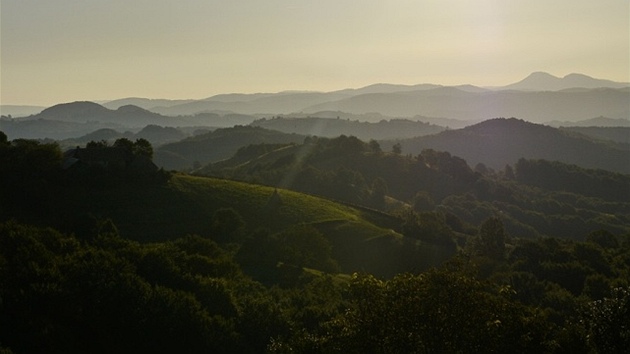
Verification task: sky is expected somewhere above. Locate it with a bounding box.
[1,0,629,106]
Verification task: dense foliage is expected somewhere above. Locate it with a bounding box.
[1,218,629,353]
[200,134,630,240]
[1,132,629,353]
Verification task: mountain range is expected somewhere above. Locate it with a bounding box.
[500,72,630,91]
[96,73,629,122]
[0,102,258,140]
[148,118,629,175]
[2,72,627,122]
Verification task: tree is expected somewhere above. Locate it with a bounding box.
[210,208,245,243]
[133,138,154,159]
[86,140,108,148]
[276,225,339,273]
[369,177,388,209]
[113,138,134,151]
[392,142,402,155]
[316,269,551,353]
[0,131,8,146]
[475,217,507,260]
[368,139,382,154]
[584,287,630,353]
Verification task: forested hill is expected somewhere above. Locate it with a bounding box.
[393,118,630,174]
[0,135,454,278]
[155,125,307,170]
[200,134,630,239]
[250,116,445,140]
[1,132,629,353]
[561,126,630,145]
[36,101,177,127]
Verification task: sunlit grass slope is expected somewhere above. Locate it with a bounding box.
[66,174,451,276]
[170,174,395,234]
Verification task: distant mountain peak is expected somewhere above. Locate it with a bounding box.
[528,71,558,78]
[502,72,628,91]
[563,73,591,79]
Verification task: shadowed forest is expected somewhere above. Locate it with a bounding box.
[1,127,628,353]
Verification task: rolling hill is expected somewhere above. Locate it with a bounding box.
[198,133,630,239]
[35,101,195,127]
[250,116,446,140]
[101,97,196,110]
[1,101,260,140]
[392,118,630,174]
[150,91,353,116]
[58,125,189,149]
[560,126,630,145]
[0,116,125,140]
[155,125,307,170]
[42,172,452,277]
[3,122,629,353]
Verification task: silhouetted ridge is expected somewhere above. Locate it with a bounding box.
[80,128,126,142]
[40,101,108,118]
[465,118,556,135]
[513,72,560,87]
[397,118,630,173]
[116,104,151,114]
[503,72,629,91]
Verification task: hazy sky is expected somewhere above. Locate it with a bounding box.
[1,0,629,106]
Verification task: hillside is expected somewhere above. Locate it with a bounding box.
[561,126,630,145]
[2,128,630,353]
[393,118,630,174]
[102,97,195,110]
[155,125,307,170]
[0,142,453,278]
[250,116,446,140]
[114,175,455,276]
[2,102,261,140]
[0,116,125,140]
[547,117,630,128]
[57,125,190,149]
[151,91,353,116]
[199,134,630,239]
[303,87,630,123]
[34,102,193,127]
